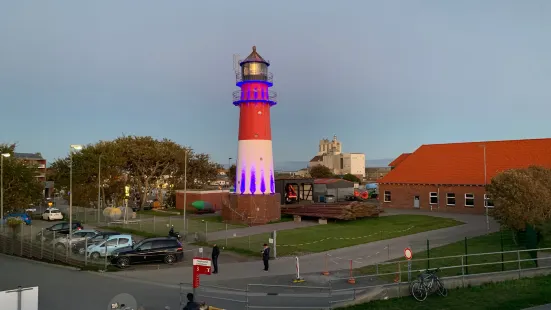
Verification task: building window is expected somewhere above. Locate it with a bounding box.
[429,192,438,204]
[484,194,494,208]
[446,193,455,206]
[465,193,474,207]
[384,191,391,202]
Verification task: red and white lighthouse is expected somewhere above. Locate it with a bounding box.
[233,46,277,195]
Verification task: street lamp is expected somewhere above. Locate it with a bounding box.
[1,153,11,230]
[228,157,232,187]
[481,144,489,231]
[98,155,102,223]
[183,149,188,233]
[69,144,83,239]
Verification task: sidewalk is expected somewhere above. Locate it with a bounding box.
[109,212,497,286]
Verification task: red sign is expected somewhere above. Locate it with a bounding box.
[404,248,413,260]
[192,257,212,288]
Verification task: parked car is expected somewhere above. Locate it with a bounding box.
[36,222,84,240]
[72,232,121,254]
[2,213,32,225]
[52,229,101,251]
[42,208,64,221]
[86,234,134,260]
[110,237,184,268]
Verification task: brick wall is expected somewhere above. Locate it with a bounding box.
[223,194,281,225]
[378,184,490,214]
[175,190,230,212]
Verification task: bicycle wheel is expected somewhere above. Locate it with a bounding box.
[411,281,428,302]
[435,278,448,297]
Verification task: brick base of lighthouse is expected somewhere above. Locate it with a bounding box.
[222,194,281,226]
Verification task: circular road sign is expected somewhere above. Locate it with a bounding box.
[404,247,413,260]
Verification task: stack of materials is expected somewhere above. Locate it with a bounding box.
[281,201,380,220]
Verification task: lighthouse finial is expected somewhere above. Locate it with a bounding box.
[252,46,256,52]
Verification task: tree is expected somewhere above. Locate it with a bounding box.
[0,144,44,212]
[309,165,334,178]
[48,141,126,208]
[47,136,221,210]
[343,173,361,183]
[486,166,551,231]
[228,164,236,185]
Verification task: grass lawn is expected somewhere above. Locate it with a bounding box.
[358,230,540,282]
[208,215,463,257]
[339,274,551,310]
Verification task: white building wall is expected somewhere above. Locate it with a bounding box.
[349,153,366,177]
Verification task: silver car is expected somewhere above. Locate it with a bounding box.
[52,229,101,251]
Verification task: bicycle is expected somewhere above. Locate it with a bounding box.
[410,268,448,302]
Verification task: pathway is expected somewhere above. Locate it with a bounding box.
[108,210,499,286]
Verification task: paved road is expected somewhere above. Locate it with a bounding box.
[0,254,350,309]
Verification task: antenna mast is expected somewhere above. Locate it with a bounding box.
[233,54,241,74]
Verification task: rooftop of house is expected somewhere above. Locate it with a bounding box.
[388,153,411,167]
[379,138,551,185]
[14,152,44,160]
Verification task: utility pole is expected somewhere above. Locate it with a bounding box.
[98,155,102,223]
[482,144,489,231]
[183,150,187,232]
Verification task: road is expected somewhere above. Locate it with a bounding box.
[0,254,352,309]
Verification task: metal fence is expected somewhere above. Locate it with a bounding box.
[66,206,244,241]
[181,247,551,309]
[0,224,108,270]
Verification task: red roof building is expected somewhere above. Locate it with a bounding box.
[378,138,551,214]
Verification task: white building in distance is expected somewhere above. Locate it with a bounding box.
[308,135,365,178]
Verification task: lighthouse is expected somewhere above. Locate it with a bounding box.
[233,46,277,195]
[225,46,281,225]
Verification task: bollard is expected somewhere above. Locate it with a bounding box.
[322,253,330,276]
[205,222,208,240]
[293,256,305,283]
[347,260,356,284]
[104,243,108,270]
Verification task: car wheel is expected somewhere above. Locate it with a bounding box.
[164,254,176,265]
[55,243,66,252]
[91,252,100,260]
[117,257,130,268]
[78,248,86,255]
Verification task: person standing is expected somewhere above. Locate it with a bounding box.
[212,243,220,274]
[261,243,270,271]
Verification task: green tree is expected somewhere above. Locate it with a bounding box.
[343,173,361,183]
[486,166,551,231]
[309,165,334,178]
[228,164,236,185]
[0,144,44,213]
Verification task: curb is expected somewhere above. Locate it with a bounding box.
[0,253,82,271]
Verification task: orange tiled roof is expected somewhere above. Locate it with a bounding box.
[378,138,551,185]
[388,153,411,167]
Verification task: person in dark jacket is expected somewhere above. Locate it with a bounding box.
[212,243,220,274]
[183,293,200,310]
[261,243,270,271]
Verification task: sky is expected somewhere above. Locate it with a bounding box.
[1,1,551,168]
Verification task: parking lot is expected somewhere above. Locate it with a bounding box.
[1,216,207,271]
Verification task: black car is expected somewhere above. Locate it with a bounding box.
[72,232,121,254]
[110,237,184,268]
[37,222,84,240]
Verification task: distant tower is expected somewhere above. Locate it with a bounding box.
[233,46,277,195]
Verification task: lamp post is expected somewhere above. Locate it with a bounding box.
[1,153,11,229]
[183,149,188,233]
[69,144,83,239]
[228,157,232,188]
[98,155,102,223]
[481,144,489,231]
